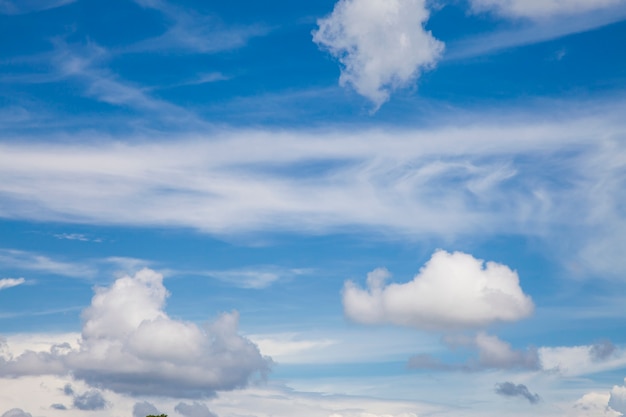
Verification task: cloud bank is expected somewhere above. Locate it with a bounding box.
[0,269,270,397]
[343,250,533,330]
[313,0,443,108]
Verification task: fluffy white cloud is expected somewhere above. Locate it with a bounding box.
[0,278,24,290]
[313,0,443,108]
[0,268,270,397]
[470,0,624,19]
[343,250,533,330]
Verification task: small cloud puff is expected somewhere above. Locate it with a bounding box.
[342,250,533,330]
[495,381,541,404]
[313,0,443,109]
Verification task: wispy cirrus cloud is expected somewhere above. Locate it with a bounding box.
[446,5,626,60]
[0,0,74,15]
[0,99,625,275]
[469,0,625,19]
[197,266,311,289]
[0,249,96,279]
[128,0,269,54]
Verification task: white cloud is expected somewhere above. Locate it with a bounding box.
[539,344,626,376]
[0,268,270,397]
[313,0,443,108]
[0,278,25,290]
[469,0,625,19]
[342,250,533,330]
[248,333,337,362]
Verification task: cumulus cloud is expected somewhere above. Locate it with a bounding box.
[133,401,161,417]
[313,0,443,108]
[50,404,66,410]
[495,382,540,404]
[343,250,533,330]
[0,278,25,290]
[469,0,624,19]
[175,402,218,417]
[0,268,270,397]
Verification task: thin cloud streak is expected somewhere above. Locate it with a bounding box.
[445,5,626,60]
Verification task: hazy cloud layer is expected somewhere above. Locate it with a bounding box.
[343,250,533,330]
[470,0,624,19]
[495,382,540,404]
[313,0,443,108]
[0,269,270,397]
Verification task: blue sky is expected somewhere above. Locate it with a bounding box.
[1,0,626,416]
